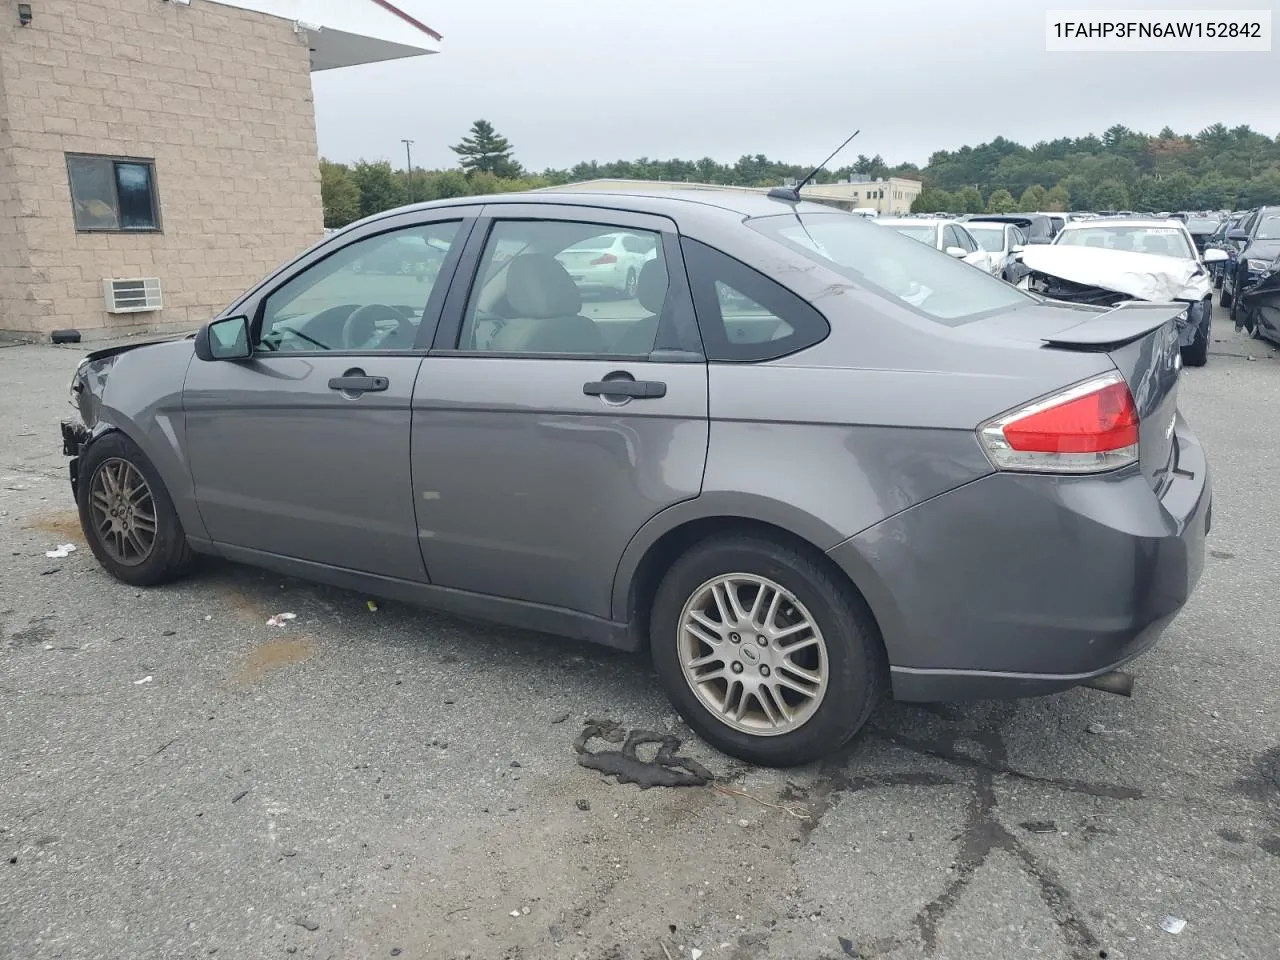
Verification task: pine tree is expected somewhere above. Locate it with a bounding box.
[450,120,522,178]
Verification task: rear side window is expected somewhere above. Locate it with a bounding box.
[680,238,829,362]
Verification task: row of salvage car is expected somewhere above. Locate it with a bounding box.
[876,211,1280,366]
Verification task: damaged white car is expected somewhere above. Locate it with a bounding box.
[1017,219,1228,367]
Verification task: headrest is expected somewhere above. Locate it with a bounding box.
[505,254,582,318]
[635,258,668,314]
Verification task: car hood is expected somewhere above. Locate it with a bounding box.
[1244,239,1280,259]
[1020,245,1210,301]
[82,333,194,364]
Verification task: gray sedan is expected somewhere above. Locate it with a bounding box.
[60,190,1211,766]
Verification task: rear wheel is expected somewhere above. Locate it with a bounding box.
[1220,284,1233,309]
[649,535,883,767]
[77,432,196,587]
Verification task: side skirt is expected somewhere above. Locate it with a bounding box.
[197,540,638,652]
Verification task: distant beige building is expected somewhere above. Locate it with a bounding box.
[0,0,440,341]
[545,176,923,216]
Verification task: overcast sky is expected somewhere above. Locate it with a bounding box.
[311,0,1280,173]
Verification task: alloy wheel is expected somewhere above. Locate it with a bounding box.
[677,573,828,736]
[89,458,157,566]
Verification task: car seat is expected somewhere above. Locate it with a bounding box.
[488,254,604,353]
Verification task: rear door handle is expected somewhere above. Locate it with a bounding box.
[583,379,667,399]
[328,374,388,393]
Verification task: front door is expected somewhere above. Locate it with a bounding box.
[411,208,709,618]
[183,217,471,580]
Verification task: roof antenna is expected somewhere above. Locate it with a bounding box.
[768,129,861,203]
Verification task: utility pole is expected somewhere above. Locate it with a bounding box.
[401,138,415,204]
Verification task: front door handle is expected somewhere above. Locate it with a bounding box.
[328,374,388,393]
[583,378,667,399]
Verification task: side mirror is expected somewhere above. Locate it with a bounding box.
[1009,243,1025,254]
[194,315,252,362]
[1202,247,1229,264]
[945,246,967,258]
[1227,229,1249,241]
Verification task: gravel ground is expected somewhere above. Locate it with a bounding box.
[1,313,1278,960]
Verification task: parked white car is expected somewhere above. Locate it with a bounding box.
[876,218,997,275]
[555,231,658,298]
[960,221,1028,281]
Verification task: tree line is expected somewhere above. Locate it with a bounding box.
[320,119,1280,228]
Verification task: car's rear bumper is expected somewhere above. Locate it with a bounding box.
[828,415,1211,701]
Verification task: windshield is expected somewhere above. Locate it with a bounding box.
[1257,215,1280,240]
[1055,225,1193,258]
[747,212,1031,325]
[886,224,938,244]
[965,225,1006,252]
[1186,218,1221,233]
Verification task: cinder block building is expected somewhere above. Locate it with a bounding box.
[0,0,439,341]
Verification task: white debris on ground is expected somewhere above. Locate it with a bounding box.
[44,543,76,559]
[133,676,153,685]
[1161,916,1187,934]
[266,612,297,627]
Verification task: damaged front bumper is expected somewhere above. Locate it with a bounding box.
[1019,272,1205,347]
[61,419,88,496]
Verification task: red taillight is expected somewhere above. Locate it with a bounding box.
[979,373,1140,473]
[590,253,618,265]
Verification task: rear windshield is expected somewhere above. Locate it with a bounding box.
[747,212,1031,325]
[1186,218,1221,233]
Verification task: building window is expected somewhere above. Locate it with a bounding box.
[66,154,160,232]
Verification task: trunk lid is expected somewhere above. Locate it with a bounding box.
[974,301,1184,490]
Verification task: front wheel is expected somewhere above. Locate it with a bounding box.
[77,432,196,587]
[649,535,883,767]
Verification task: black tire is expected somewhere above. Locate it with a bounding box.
[1220,285,1233,309]
[649,534,884,767]
[77,431,196,587]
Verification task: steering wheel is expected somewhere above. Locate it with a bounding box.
[342,303,408,350]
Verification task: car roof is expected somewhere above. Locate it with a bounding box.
[878,217,945,226]
[356,188,844,228]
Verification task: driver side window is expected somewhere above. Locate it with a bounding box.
[257,221,460,353]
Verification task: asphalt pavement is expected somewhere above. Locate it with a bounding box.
[1,310,1277,960]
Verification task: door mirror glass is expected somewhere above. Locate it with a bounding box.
[1227,229,1249,241]
[945,246,967,258]
[1009,243,1025,254]
[199,315,251,361]
[1202,247,1228,264]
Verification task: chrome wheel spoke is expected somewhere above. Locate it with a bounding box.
[772,619,812,641]
[721,678,741,715]
[710,581,735,625]
[684,618,721,648]
[775,671,821,700]
[756,687,781,726]
[779,659,823,685]
[686,650,723,670]
[779,635,820,657]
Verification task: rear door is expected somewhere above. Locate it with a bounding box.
[183,210,478,579]
[410,204,709,618]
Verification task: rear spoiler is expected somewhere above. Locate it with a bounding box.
[1040,301,1185,352]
